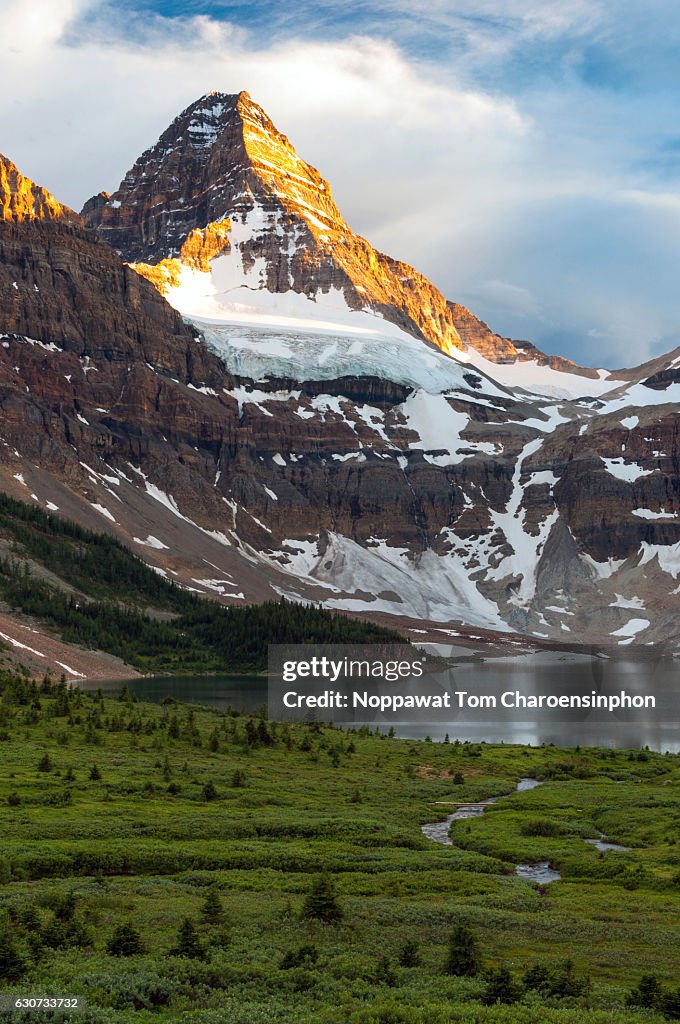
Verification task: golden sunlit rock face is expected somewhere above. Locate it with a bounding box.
[0,155,201,370]
[82,91,465,357]
[133,220,233,290]
[0,154,76,224]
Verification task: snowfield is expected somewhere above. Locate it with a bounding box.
[111,200,680,645]
[191,315,506,397]
[159,203,621,401]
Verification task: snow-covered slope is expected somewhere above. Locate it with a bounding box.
[468,350,621,400]
[153,202,621,402]
[149,201,497,394]
[84,92,466,359]
[190,315,507,397]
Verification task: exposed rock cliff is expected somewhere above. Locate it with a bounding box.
[0,161,218,383]
[447,301,602,378]
[1,154,76,224]
[2,131,680,652]
[82,91,465,358]
[82,93,623,385]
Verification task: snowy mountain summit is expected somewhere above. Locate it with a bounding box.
[83,91,646,402]
[82,91,470,364]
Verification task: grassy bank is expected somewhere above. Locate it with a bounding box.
[0,671,678,1022]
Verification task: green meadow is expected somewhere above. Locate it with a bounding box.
[0,672,678,1022]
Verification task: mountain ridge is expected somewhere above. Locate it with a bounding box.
[2,109,680,652]
[82,90,613,383]
[1,153,76,225]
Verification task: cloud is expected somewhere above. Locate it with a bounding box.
[476,280,542,317]
[617,189,680,215]
[221,0,606,57]
[442,192,680,367]
[415,0,605,52]
[0,1,529,241]
[4,0,89,50]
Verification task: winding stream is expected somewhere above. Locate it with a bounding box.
[515,861,561,883]
[421,778,631,882]
[585,833,631,852]
[421,777,563,883]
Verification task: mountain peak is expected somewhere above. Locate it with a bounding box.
[82,93,464,357]
[178,89,252,121]
[0,154,76,224]
[195,88,249,102]
[81,90,330,262]
[147,90,275,164]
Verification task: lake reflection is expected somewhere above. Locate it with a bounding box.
[354,652,680,752]
[89,653,680,753]
[93,675,269,714]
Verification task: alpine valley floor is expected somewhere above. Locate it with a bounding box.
[0,675,679,1023]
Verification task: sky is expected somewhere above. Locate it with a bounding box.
[3,0,680,368]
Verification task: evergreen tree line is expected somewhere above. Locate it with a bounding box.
[0,491,192,609]
[295,877,680,1016]
[3,880,677,1016]
[0,489,403,672]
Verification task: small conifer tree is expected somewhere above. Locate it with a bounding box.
[0,931,26,981]
[445,922,481,976]
[398,939,421,967]
[171,917,204,959]
[626,974,662,1009]
[201,888,225,925]
[202,780,217,801]
[301,874,343,923]
[107,922,145,957]
[482,964,522,1004]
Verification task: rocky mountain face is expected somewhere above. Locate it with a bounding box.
[2,111,680,659]
[0,155,216,380]
[82,91,467,358]
[81,93,626,390]
[447,302,603,379]
[0,154,75,224]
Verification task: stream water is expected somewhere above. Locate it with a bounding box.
[421,777,632,881]
[91,676,635,876]
[420,777,563,882]
[584,834,631,852]
[515,862,562,883]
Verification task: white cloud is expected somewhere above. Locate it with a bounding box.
[0,2,527,201]
[250,37,526,134]
[617,189,680,215]
[489,0,604,39]
[4,0,89,50]
[354,0,605,44]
